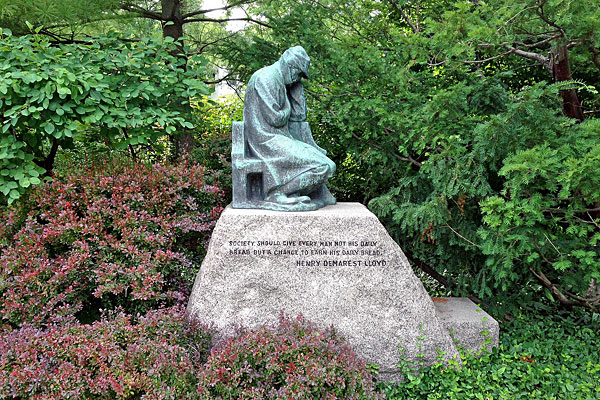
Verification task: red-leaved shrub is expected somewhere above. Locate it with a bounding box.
[0,306,211,400]
[0,158,223,327]
[197,314,385,399]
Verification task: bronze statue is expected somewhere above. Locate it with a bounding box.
[232,46,336,211]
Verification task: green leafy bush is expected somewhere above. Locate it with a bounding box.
[0,29,210,203]
[191,95,243,203]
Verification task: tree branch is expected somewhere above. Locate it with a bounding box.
[204,72,233,85]
[589,43,600,71]
[120,4,164,21]
[386,0,420,33]
[121,128,137,162]
[443,224,480,248]
[404,250,481,303]
[507,46,552,72]
[517,33,562,49]
[497,5,539,32]
[530,267,598,312]
[190,30,240,54]
[535,0,567,39]
[183,17,272,29]
[32,137,60,175]
[182,0,250,19]
[464,49,514,64]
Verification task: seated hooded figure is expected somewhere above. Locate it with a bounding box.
[241,46,336,211]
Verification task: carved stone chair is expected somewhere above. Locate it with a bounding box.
[231,121,273,208]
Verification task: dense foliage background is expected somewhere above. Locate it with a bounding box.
[218,0,600,314]
[1,0,599,398]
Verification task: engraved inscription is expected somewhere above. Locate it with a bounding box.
[227,239,387,267]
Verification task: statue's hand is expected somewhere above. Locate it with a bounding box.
[288,82,307,122]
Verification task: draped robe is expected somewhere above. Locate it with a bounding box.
[243,61,335,197]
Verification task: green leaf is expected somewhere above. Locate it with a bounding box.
[181,121,194,129]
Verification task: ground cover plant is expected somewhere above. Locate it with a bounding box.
[382,309,600,400]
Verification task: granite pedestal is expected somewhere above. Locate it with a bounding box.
[188,203,474,380]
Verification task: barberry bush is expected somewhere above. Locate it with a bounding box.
[0,306,211,400]
[197,314,384,399]
[0,157,224,327]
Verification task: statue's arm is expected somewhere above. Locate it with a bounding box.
[288,82,307,122]
[287,83,327,155]
[254,77,290,128]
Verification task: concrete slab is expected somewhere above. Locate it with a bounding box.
[432,297,499,354]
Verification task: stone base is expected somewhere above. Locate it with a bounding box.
[187,203,460,381]
[433,297,499,354]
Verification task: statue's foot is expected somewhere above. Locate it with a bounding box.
[286,201,319,212]
[309,185,336,206]
[262,199,319,212]
[321,186,336,206]
[311,199,325,209]
[291,194,312,203]
[265,192,310,205]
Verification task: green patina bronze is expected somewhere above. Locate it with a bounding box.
[232,46,336,211]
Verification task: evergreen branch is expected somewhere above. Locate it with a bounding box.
[311,0,371,41]
[517,33,562,49]
[464,49,514,64]
[586,212,600,230]
[497,5,539,32]
[543,233,562,256]
[383,127,422,168]
[535,0,567,39]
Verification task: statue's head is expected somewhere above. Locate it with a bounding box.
[280,46,310,85]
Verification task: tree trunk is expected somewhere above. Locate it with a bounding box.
[34,137,59,176]
[161,0,184,53]
[553,44,585,122]
[161,0,195,159]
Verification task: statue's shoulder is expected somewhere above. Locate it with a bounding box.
[249,64,281,88]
